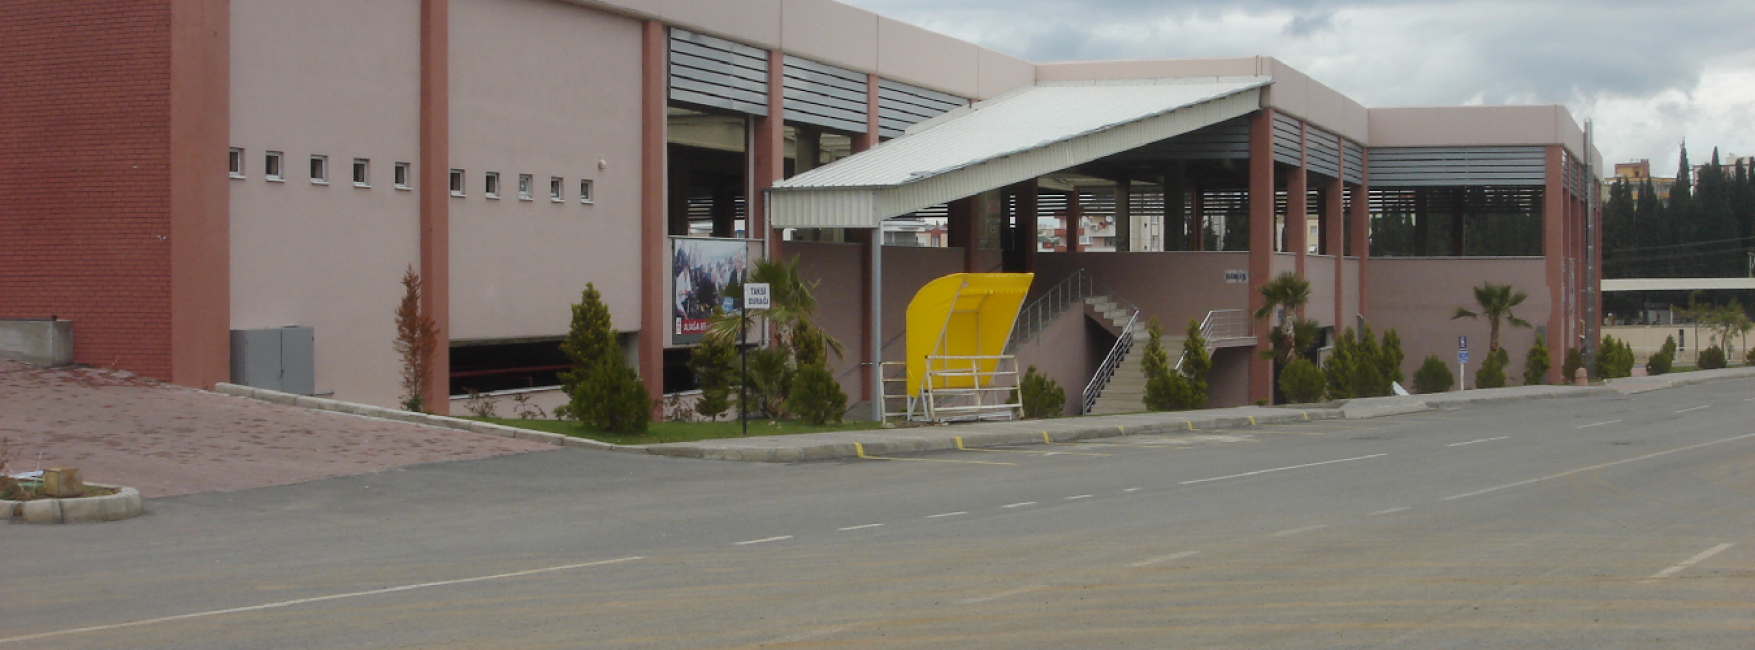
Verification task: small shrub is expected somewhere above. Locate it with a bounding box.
[1646,336,1676,376]
[1561,347,1585,382]
[1278,358,1326,404]
[1019,366,1066,419]
[1323,327,1359,400]
[788,362,847,425]
[1141,319,1175,411]
[1523,335,1551,385]
[462,389,499,418]
[1594,335,1635,379]
[687,319,737,420]
[559,283,650,434]
[1413,355,1455,394]
[1177,318,1211,410]
[1745,346,1755,365]
[1698,345,1728,370]
[393,265,439,413]
[1379,329,1406,389]
[1475,348,1510,389]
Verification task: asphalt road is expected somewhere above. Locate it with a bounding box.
[4,379,1752,649]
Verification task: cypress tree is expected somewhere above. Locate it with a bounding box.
[558,283,651,434]
[1634,178,1666,277]
[1603,179,1635,278]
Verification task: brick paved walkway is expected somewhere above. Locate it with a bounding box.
[0,361,551,497]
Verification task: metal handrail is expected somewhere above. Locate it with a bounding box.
[1007,269,1141,352]
[1173,308,1250,373]
[1082,310,1139,414]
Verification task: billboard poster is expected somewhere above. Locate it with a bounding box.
[672,238,747,345]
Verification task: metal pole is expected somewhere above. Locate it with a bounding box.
[870,233,885,422]
[740,305,747,437]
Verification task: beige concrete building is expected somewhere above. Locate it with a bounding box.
[3,0,1602,416]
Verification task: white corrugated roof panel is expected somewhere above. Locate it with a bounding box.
[769,77,1270,229]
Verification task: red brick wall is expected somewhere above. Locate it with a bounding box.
[0,2,175,378]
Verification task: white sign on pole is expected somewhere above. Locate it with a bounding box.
[744,283,771,311]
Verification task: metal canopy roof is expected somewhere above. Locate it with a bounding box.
[767,77,1271,229]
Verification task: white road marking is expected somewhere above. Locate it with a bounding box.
[1445,432,1755,500]
[1448,436,1510,447]
[735,536,793,546]
[1643,543,1734,582]
[1369,507,1410,516]
[1179,454,1387,485]
[1002,502,1036,509]
[759,626,851,645]
[1123,487,1142,493]
[0,556,644,645]
[1129,551,1200,568]
[1065,494,1094,500]
[1577,420,1621,428]
[1271,524,1329,537]
[1675,405,1710,414]
[837,524,883,531]
[926,511,968,519]
[957,585,1046,604]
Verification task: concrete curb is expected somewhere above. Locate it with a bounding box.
[4,484,143,524]
[211,368,1755,465]
[211,383,617,450]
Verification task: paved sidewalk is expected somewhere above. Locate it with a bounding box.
[0,361,552,498]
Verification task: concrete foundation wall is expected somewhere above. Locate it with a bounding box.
[1011,302,1092,416]
[1342,257,1361,329]
[1207,346,1253,407]
[1365,257,1550,386]
[0,320,74,367]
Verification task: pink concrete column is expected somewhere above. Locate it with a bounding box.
[948,197,978,273]
[169,0,232,389]
[849,72,880,402]
[1248,109,1277,404]
[638,20,667,412]
[1543,145,1567,382]
[419,0,451,413]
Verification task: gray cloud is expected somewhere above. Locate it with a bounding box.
[842,0,1755,164]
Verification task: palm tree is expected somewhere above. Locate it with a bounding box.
[1253,272,1314,363]
[704,256,844,359]
[1254,271,1310,334]
[1452,282,1531,351]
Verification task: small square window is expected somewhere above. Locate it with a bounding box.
[579,178,594,204]
[265,151,284,182]
[229,148,245,179]
[484,172,500,199]
[310,155,329,184]
[393,162,411,190]
[550,177,564,202]
[449,169,466,197]
[518,174,533,201]
[352,158,370,187]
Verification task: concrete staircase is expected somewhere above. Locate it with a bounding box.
[1083,296,1186,415]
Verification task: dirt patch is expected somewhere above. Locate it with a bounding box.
[0,360,552,497]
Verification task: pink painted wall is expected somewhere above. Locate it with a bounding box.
[1035,252,1252,333]
[1341,257,1361,329]
[1365,258,1550,385]
[1306,255,1336,326]
[228,0,422,406]
[1010,300,1092,416]
[1207,347,1253,407]
[448,0,646,339]
[789,241,865,385]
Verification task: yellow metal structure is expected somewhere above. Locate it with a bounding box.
[904,273,1034,397]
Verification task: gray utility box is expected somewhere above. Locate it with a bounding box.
[230,326,315,395]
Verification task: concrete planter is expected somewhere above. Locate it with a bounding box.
[3,484,143,524]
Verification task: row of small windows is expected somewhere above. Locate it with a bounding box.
[230,148,409,190]
[448,169,594,204]
[228,148,595,205]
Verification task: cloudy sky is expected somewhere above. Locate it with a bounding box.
[840,0,1754,173]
